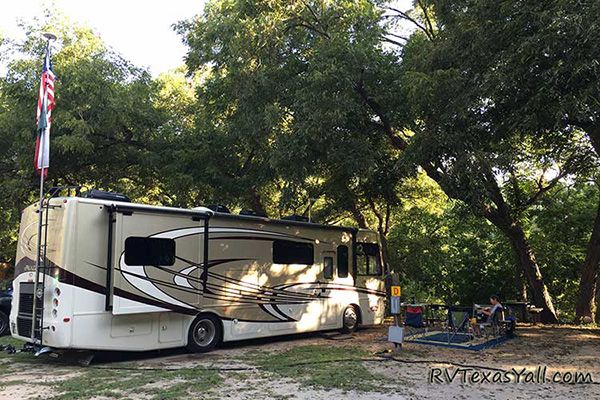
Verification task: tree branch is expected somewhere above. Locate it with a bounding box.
[384,202,391,235]
[416,0,436,38]
[354,81,408,151]
[301,0,322,25]
[285,17,331,39]
[367,196,384,230]
[567,118,600,156]
[381,37,406,48]
[239,149,256,175]
[386,32,409,41]
[521,169,570,210]
[383,7,432,40]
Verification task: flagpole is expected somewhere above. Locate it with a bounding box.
[31,33,56,343]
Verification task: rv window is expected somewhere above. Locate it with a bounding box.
[273,240,314,265]
[337,245,349,278]
[356,243,382,276]
[323,257,334,280]
[357,246,368,275]
[125,237,176,266]
[369,255,382,275]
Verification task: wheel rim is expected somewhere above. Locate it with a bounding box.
[343,308,357,329]
[193,319,216,347]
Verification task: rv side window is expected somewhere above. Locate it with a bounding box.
[273,240,314,265]
[356,243,382,276]
[125,237,176,266]
[337,245,349,278]
[323,257,334,280]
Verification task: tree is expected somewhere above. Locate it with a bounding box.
[386,0,600,322]
[177,0,409,265]
[0,14,166,261]
[178,0,600,322]
[410,0,600,322]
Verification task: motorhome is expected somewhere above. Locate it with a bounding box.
[10,191,386,353]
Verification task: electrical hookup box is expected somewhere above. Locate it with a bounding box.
[388,285,404,348]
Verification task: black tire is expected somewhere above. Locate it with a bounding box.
[340,305,359,334]
[186,314,222,353]
[0,311,8,336]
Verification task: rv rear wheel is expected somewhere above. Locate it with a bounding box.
[340,305,359,334]
[186,314,222,353]
[0,311,8,336]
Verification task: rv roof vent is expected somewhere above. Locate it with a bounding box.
[85,189,131,203]
[207,204,231,214]
[281,214,309,222]
[240,209,268,218]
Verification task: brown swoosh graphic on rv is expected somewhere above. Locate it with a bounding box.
[85,260,317,306]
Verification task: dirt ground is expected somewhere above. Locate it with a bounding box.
[1,324,599,399]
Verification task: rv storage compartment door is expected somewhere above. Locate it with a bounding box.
[110,210,205,315]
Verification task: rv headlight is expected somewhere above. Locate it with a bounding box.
[54,287,61,297]
[52,309,58,318]
[53,298,59,307]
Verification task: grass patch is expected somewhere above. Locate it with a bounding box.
[51,365,223,400]
[0,336,71,367]
[0,335,60,372]
[0,336,23,348]
[1,336,223,399]
[253,345,386,392]
[0,379,29,389]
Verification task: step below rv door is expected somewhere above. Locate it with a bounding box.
[108,208,206,315]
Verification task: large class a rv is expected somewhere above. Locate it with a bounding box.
[10,192,386,353]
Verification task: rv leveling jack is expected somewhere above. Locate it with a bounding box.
[34,346,53,357]
[18,341,50,356]
[26,344,95,366]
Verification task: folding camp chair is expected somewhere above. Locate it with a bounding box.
[494,306,516,337]
[479,306,515,338]
[403,305,428,338]
[446,308,473,344]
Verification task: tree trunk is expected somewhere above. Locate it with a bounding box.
[575,200,600,323]
[349,203,368,229]
[377,226,391,273]
[595,283,600,323]
[503,222,559,323]
[516,268,528,302]
[520,278,528,303]
[248,187,267,217]
[576,125,600,323]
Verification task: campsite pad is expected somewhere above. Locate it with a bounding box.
[407,331,513,350]
[2,325,599,399]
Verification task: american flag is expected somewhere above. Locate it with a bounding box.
[34,45,55,178]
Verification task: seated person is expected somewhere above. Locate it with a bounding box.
[481,295,503,321]
[471,295,503,336]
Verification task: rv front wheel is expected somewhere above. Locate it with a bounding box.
[187,314,222,353]
[340,305,359,334]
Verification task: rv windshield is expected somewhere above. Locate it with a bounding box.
[356,243,382,276]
